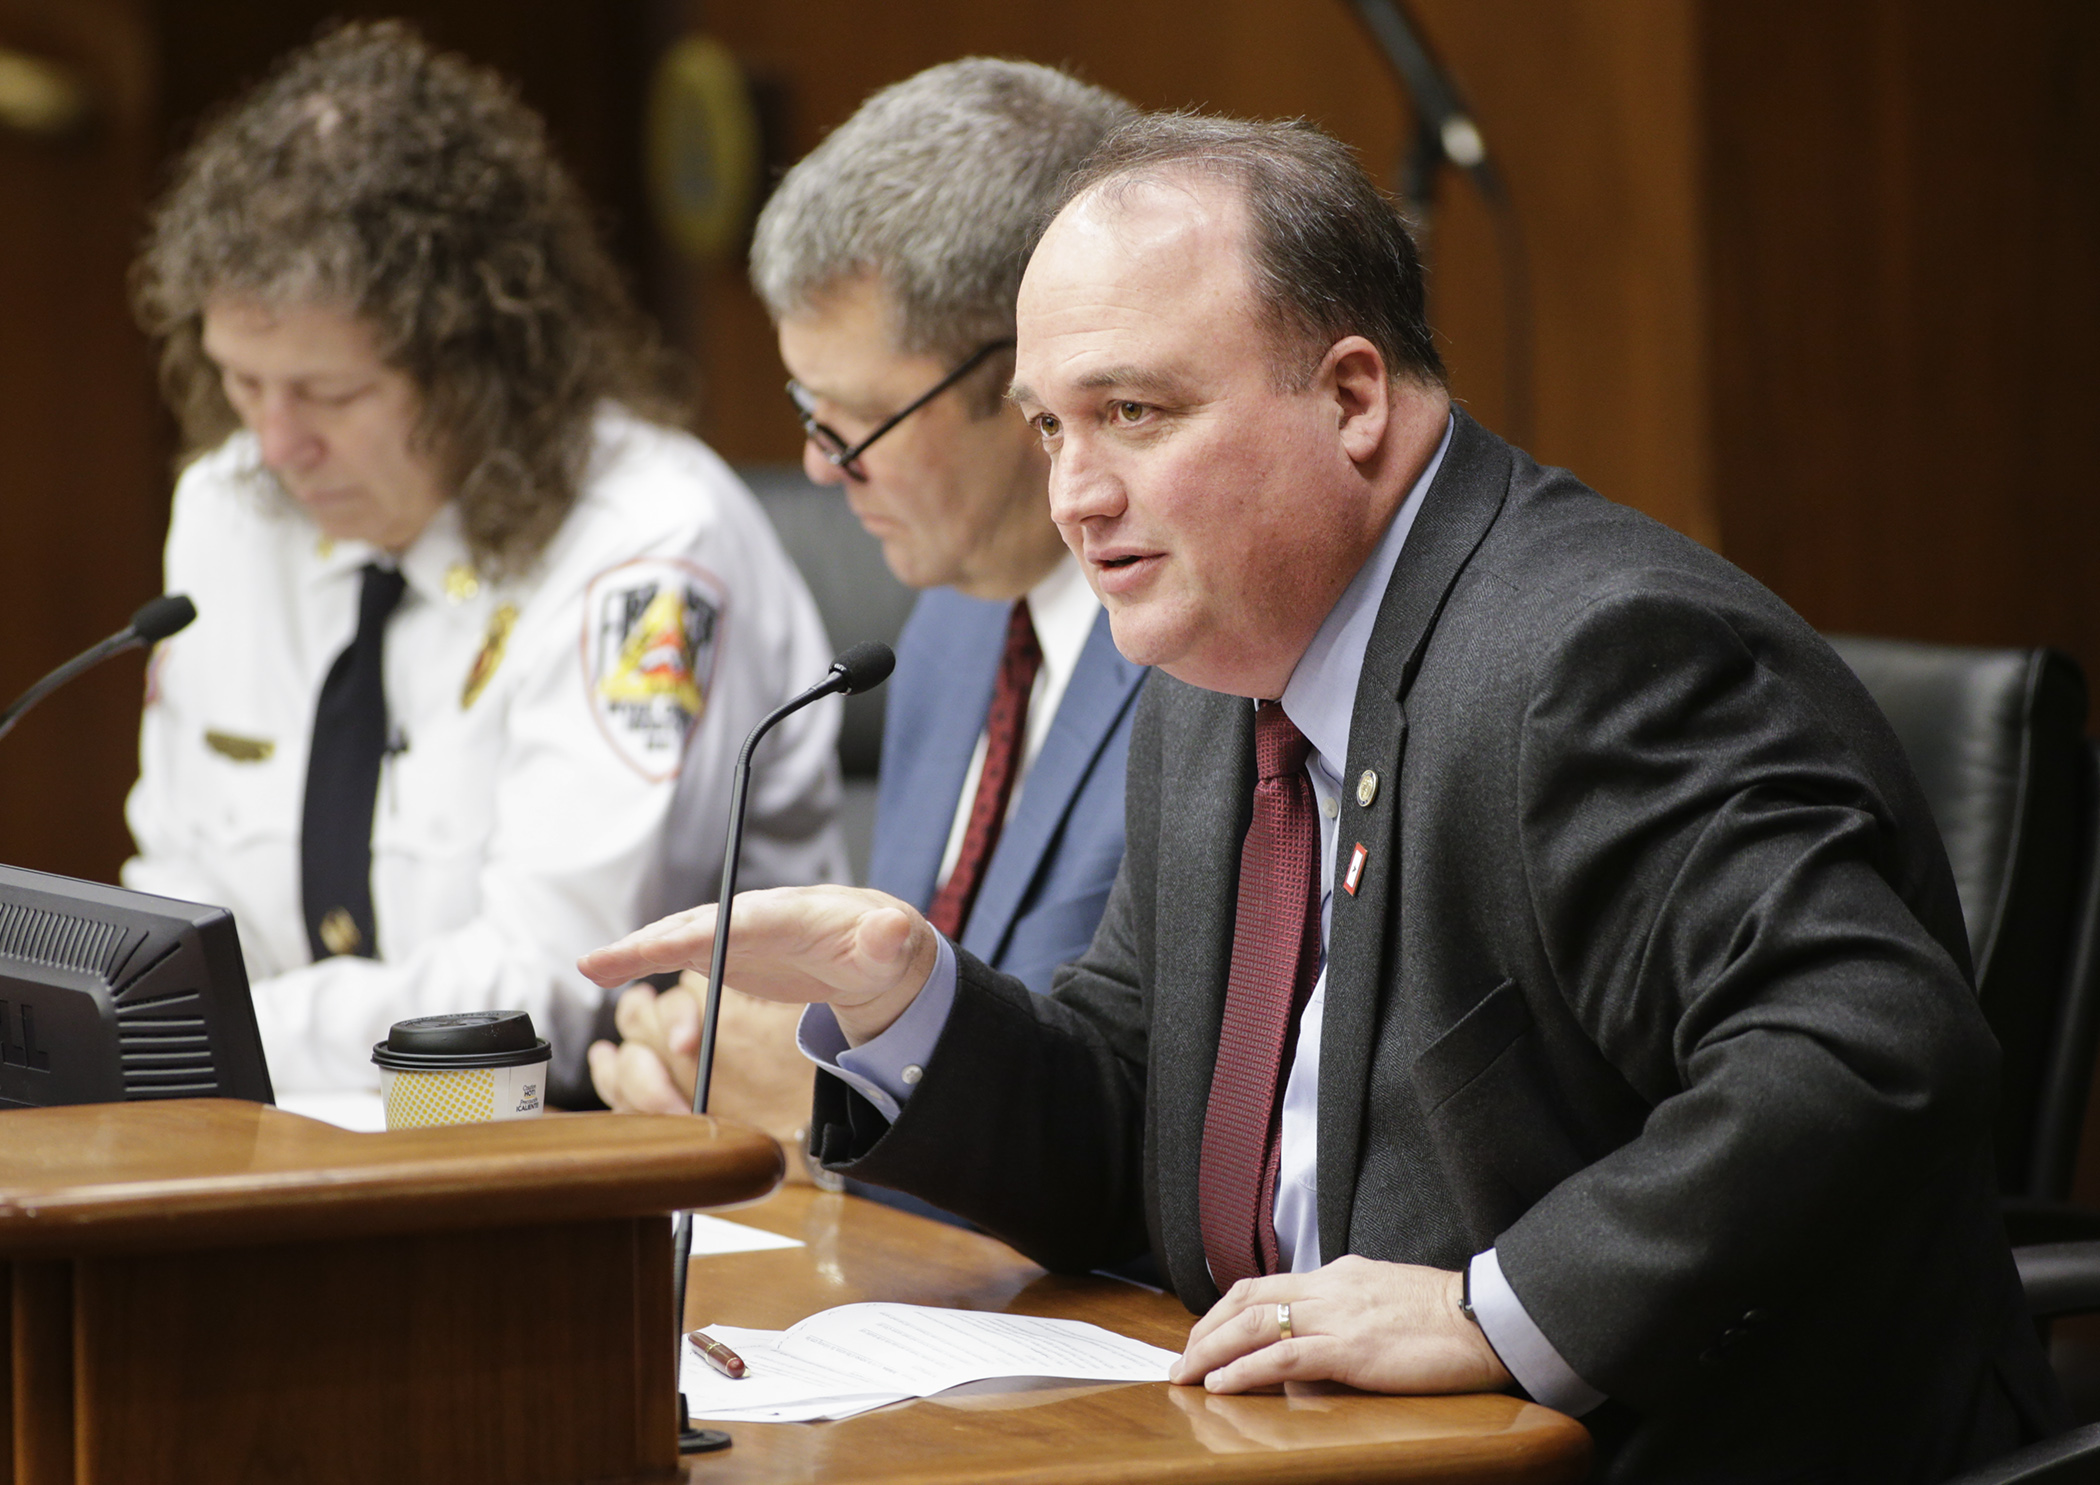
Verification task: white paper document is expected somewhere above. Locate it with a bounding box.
[276,1090,388,1132]
[681,1214,805,1256]
[680,1302,1180,1424]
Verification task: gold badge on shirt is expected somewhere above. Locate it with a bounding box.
[318,907,363,956]
[461,603,518,709]
[444,563,481,603]
[204,729,275,763]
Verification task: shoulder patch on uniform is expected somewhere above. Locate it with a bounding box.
[583,558,723,781]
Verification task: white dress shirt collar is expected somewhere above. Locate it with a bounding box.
[1026,549,1100,738]
[1280,414,1455,773]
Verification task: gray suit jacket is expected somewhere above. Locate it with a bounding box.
[815,412,2060,1481]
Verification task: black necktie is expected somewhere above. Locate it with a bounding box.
[302,563,406,961]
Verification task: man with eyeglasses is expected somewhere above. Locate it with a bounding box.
[586,60,1143,1126]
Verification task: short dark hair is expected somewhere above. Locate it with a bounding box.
[134,21,681,575]
[1047,113,1444,390]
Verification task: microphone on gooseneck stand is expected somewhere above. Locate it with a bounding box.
[672,640,895,1455]
[1342,0,1535,446]
[0,595,197,746]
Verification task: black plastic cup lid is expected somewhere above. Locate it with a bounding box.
[371,1010,550,1071]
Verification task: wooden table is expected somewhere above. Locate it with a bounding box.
[1,1100,782,1485]
[677,1188,1591,1484]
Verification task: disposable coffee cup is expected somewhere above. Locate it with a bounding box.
[372,1011,550,1130]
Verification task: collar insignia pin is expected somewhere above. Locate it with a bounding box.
[444,564,481,603]
[461,603,518,709]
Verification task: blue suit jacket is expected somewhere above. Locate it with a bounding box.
[867,587,1145,993]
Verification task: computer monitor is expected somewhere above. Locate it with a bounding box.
[0,863,273,1109]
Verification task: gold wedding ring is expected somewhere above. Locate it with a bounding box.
[1277,1302,1293,1343]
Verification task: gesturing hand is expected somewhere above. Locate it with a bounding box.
[578,885,941,1046]
[1171,1255,1515,1397]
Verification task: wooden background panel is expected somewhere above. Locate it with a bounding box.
[1703,0,2100,678]
[1,1,2092,887]
[675,0,1722,547]
[1377,0,1716,545]
[674,0,1405,465]
[152,0,654,269]
[0,0,163,887]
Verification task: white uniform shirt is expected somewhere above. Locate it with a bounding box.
[124,407,846,1094]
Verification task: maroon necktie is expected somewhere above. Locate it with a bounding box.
[1199,702,1322,1290]
[927,600,1042,940]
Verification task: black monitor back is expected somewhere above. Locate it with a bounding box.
[0,863,273,1108]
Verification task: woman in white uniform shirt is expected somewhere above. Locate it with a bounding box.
[125,23,845,1097]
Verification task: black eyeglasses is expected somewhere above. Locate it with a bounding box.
[786,338,1015,480]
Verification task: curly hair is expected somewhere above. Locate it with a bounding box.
[134,20,682,575]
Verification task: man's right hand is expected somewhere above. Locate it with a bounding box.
[578,885,941,1047]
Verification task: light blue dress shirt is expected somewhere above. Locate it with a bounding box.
[797,414,1603,1415]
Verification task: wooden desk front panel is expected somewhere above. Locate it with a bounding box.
[679,1189,1589,1485]
[9,1217,676,1485]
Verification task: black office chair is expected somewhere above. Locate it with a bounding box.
[1827,637,2100,1224]
[739,464,917,886]
[1947,1421,2100,1485]
[1832,638,2100,1484]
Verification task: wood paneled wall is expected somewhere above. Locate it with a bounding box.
[675,0,2099,680]
[0,0,164,885]
[671,1,1729,548]
[1,1,2094,870]
[1703,0,2100,672]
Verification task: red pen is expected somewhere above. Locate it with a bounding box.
[686,1329,749,1379]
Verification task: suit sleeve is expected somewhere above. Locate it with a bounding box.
[811,677,1164,1275]
[1491,584,1996,1410]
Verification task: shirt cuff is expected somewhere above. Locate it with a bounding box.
[1469,1249,1607,1417]
[794,934,959,1124]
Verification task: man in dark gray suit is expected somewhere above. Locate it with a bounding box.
[584,113,2060,1479]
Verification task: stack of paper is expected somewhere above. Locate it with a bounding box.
[680,1302,1181,1423]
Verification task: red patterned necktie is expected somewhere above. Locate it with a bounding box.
[1199,701,1322,1290]
[927,599,1043,940]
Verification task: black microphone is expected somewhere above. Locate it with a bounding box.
[0,594,197,746]
[1342,0,1535,446]
[669,639,894,1454]
[1343,0,1495,206]
[693,638,893,1117]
